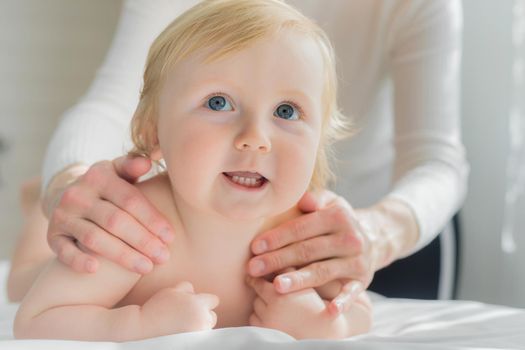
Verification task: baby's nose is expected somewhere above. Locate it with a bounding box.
[234,121,271,153]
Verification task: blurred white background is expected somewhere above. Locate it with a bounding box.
[0,1,122,259]
[0,0,524,307]
[460,0,525,307]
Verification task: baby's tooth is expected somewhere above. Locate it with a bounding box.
[228,174,262,187]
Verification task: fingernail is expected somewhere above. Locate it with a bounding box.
[277,276,292,292]
[249,259,266,275]
[134,258,152,274]
[334,300,343,313]
[152,247,170,263]
[159,228,174,243]
[253,240,268,254]
[348,282,363,299]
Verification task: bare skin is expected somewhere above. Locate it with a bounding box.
[34,155,417,317]
[9,157,418,319]
[7,177,54,302]
[13,174,371,341]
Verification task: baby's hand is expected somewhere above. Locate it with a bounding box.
[245,273,349,339]
[141,281,219,337]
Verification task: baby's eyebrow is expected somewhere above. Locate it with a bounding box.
[276,88,315,107]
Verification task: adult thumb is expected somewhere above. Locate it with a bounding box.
[112,155,152,183]
[297,191,319,213]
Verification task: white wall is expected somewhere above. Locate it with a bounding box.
[0,0,122,259]
[459,0,525,307]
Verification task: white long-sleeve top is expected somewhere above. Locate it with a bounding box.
[42,0,468,256]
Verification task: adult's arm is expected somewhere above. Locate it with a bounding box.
[386,0,469,256]
[247,0,468,313]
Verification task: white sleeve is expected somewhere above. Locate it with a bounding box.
[41,0,200,192]
[386,0,469,256]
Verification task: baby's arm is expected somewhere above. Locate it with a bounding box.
[13,251,144,341]
[14,247,219,341]
[7,177,54,302]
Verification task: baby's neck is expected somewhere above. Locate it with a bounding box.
[168,184,300,254]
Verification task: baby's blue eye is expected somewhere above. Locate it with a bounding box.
[207,95,233,111]
[274,103,299,121]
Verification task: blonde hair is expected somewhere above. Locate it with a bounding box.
[130,0,351,191]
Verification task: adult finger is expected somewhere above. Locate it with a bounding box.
[94,170,174,244]
[245,276,274,304]
[60,215,155,274]
[297,189,339,213]
[295,191,319,213]
[250,207,334,256]
[273,258,351,293]
[249,233,356,278]
[328,280,364,315]
[50,234,99,273]
[86,199,170,264]
[112,155,152,184]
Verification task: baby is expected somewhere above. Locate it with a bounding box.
[14,0,371,341]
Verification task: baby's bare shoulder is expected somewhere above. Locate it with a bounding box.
[134,173,176,216]
[133,172,183,247]
[135,172,169,198]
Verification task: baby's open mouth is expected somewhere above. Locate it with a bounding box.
[223,171,268,188]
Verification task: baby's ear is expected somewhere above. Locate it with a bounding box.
[150,145,163,161]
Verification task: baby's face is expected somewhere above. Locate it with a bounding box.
[155,30,324,220]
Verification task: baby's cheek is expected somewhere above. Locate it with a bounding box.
[276,145,316,194]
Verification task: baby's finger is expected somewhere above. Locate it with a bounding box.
[253,297,267,317]
[209,311,218,328]
[328,280,364,315]
[198,293,220,309]
[248,313,264,327]
[245,276,274,303]
[173,281,194,293]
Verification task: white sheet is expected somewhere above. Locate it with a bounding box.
[1,260,524,349]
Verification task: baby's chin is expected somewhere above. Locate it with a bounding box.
[213,199,300,225]
[214,204,276,221]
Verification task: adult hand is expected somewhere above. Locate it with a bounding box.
[45,156,175,274]
[248,190,381,316]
